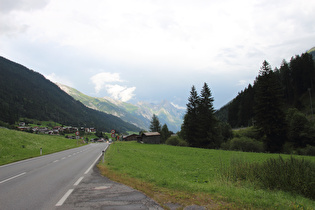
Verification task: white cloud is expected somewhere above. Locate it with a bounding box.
[2,0,315,108]
[90,72,136,102]
[4,0,315,72]
[105,85,136,102]
[90,72,123,93]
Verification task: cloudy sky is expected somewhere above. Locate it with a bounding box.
[1,0,315,109]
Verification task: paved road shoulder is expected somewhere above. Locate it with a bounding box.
[57,162,163,210]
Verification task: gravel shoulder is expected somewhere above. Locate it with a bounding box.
[56,163,163,210]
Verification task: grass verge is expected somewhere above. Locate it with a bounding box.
[98,141,315,209]
[0,128,84,165]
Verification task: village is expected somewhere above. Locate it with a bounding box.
[17,122,161,143]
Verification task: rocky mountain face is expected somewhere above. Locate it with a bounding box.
[57,83,185,132]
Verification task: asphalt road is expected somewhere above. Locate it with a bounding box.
[0,143,108,210]
[57,160,163,210]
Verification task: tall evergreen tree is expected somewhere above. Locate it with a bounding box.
[197,82,219,148]
[254,60,286,152]
[149,114,161,132]
[182,85,199,147]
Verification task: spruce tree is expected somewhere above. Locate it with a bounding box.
[197,82,219,148]
[182,85,199,147]
[254,60,286,152]
[160,124,171,143]
[149,114,161,132]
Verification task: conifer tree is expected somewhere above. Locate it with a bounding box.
[160,123,171,143]
[254,60,286,152]
[182,85,199,147]
[182,83,219,148]
[197,82,219,148]
[149,114,161,132]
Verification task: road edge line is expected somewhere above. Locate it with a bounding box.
[55,189,74,206]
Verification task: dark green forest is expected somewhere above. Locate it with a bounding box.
[0,56,140,133]
[179,49,315,153]
[213,50,315,153]
[216,52,315,128]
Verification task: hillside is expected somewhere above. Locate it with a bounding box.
[0,56,140,133]
[215,48,315,127]
[57,83,185,132]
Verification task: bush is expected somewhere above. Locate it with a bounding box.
[165,136,188,147]
[297,145,315,156]
[258,156,315,199]
[286,108,315,147]
[225,137,264,152]
[224,156,315,200]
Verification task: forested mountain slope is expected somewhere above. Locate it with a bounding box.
[215,49,315,128]
[0,56,140,133]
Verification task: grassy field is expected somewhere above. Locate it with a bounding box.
[98,141,315,209]
[0,128,84,165]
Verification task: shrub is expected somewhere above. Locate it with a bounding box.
[228,137,264,152]
[165,136,188,147]
[224,156,315,200]
[286,108,315,147]
[220,141,230,150]
[259,156,315,199]
[297,145,315,156]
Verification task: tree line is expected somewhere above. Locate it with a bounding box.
[223,53,315,128]
[167,52,315,153]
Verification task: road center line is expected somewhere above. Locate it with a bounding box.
[55,189,74,206]
[53,160,59,163]
[74,176,84,186]
[0,172,26,184]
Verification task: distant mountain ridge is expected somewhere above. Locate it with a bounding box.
[0,56,140,133]
[57,83,185,132]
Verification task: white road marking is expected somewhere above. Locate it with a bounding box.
[0,172,26,184]
[74,176,84,186]
[61,157,66,160]
[68,155,72,157]
[56,189,74,206]
[53,160,59,163]
[84,153,102,175]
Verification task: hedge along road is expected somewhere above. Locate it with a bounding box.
[0,143,108,209]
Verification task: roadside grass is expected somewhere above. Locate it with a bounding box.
[98,141,315,209]
[224,156,315,200]
[0,128,84,165]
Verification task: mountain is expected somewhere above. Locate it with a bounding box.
[57,83,185,132]
[0,56,140,133]
[215,48,315,128]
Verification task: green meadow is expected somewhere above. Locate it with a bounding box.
[99,141,315,209]
[0,128,83,165]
